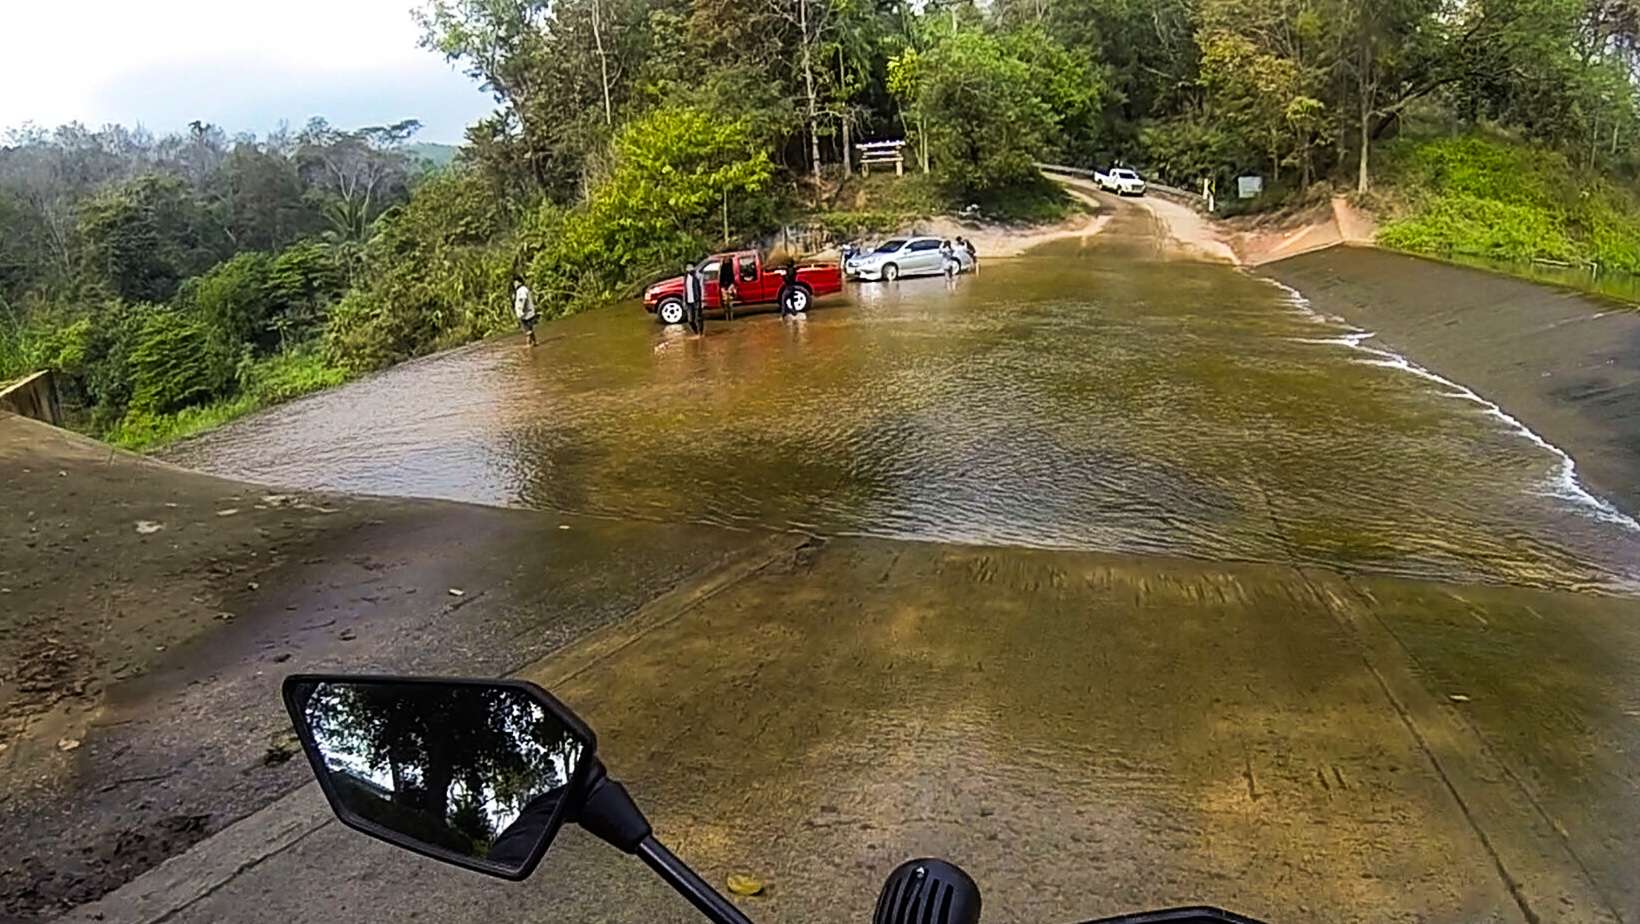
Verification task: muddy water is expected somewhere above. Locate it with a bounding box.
[167,211,1640,592]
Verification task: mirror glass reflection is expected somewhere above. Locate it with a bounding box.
[294,680,587,873]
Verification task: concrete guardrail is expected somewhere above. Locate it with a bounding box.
[0,370,62,426]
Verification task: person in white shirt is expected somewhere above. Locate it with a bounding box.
[513,275,538,347]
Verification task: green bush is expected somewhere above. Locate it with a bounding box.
[527,106,776,315]
[963,174,1076,223]
[812,210,910,239]
[1377,134,1640,272]
[239,348,347,403]
[323,288,415,373]
[1379,193,1580,263]
[267,241,346,346]
[105,349,347,451]
[322,168,520,373]
[185,251,277,354]
[106,394,257,451]
[0,319,22,382]
[126,310,233,415]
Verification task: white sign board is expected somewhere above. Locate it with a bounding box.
[1237,175,1264,199]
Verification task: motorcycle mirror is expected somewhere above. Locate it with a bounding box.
[281,674,597,880]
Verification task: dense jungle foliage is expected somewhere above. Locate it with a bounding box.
[5,0,1640,446]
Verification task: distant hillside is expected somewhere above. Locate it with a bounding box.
[403,142,459,170]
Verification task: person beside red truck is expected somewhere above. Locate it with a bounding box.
[719,259,736,322]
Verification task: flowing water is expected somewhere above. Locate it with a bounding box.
[166,210,1640,593]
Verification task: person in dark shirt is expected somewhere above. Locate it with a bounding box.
[776,260,799,317]
[718,257,737,322]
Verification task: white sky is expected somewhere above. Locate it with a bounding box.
[1,0,496,143]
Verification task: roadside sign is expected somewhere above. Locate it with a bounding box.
[1237,175,1263,199]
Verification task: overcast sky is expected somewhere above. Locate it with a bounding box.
[1,0,495,144]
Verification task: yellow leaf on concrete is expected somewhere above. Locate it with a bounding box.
[726,874,765,897]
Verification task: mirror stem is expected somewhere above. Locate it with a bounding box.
[637,836,755,924]
[576,760,755,924]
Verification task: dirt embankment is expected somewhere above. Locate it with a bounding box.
[915,187,1111,257]
[1222,195,1378,265]
[0,413,762,921]
[808,186,1112,260]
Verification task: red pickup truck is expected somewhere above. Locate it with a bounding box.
[643,250,843,324]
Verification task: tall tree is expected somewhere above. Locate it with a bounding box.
[296,118,422,242]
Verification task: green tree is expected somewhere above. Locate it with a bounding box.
[296,118,422,243]
[126,309,232,416]
[77,174,226,303]
[889,31,1058,194]
[185,252,276,356]
[209,144,324,251]
[1199,31,1310,182]
[324,166,519,372]
[531,104,777,306]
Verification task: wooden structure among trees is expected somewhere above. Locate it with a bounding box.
[856,140,906,176]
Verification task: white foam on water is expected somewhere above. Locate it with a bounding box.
[1265,279,1640,533]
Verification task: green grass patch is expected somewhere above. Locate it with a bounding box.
[105,348,348,452]
[1376,134,1640,272]
[962,173,1078,223]
[105,394,260,451]
[240,348,348,403]
[813,169,1074,233]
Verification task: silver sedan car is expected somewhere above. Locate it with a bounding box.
[846,236,975,281]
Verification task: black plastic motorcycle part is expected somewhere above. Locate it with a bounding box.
[574,759,653,852]
[873,858,982,924]
[573,758,752,924]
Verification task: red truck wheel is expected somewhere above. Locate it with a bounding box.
[656,298,686,325]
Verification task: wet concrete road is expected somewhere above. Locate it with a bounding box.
[58,194,1640,923]
[74,539,1640,924]
[0,416,763,921]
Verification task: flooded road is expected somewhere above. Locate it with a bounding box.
[168,206,1640,593]
[72,197,1640,924]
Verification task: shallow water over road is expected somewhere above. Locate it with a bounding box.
[168,210,1640,592]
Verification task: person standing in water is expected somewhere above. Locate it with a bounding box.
[512,275,538,347]
[718,257,737,322]
[776,259,800,317]
[682,261,705,335]
[957,236,978,274]
[940,239,959,280]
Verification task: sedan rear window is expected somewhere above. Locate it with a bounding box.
[875,239,907,253]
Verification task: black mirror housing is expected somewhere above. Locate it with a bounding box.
[282,674,597,881]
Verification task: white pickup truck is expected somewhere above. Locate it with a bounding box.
[1094,167,1147,196]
